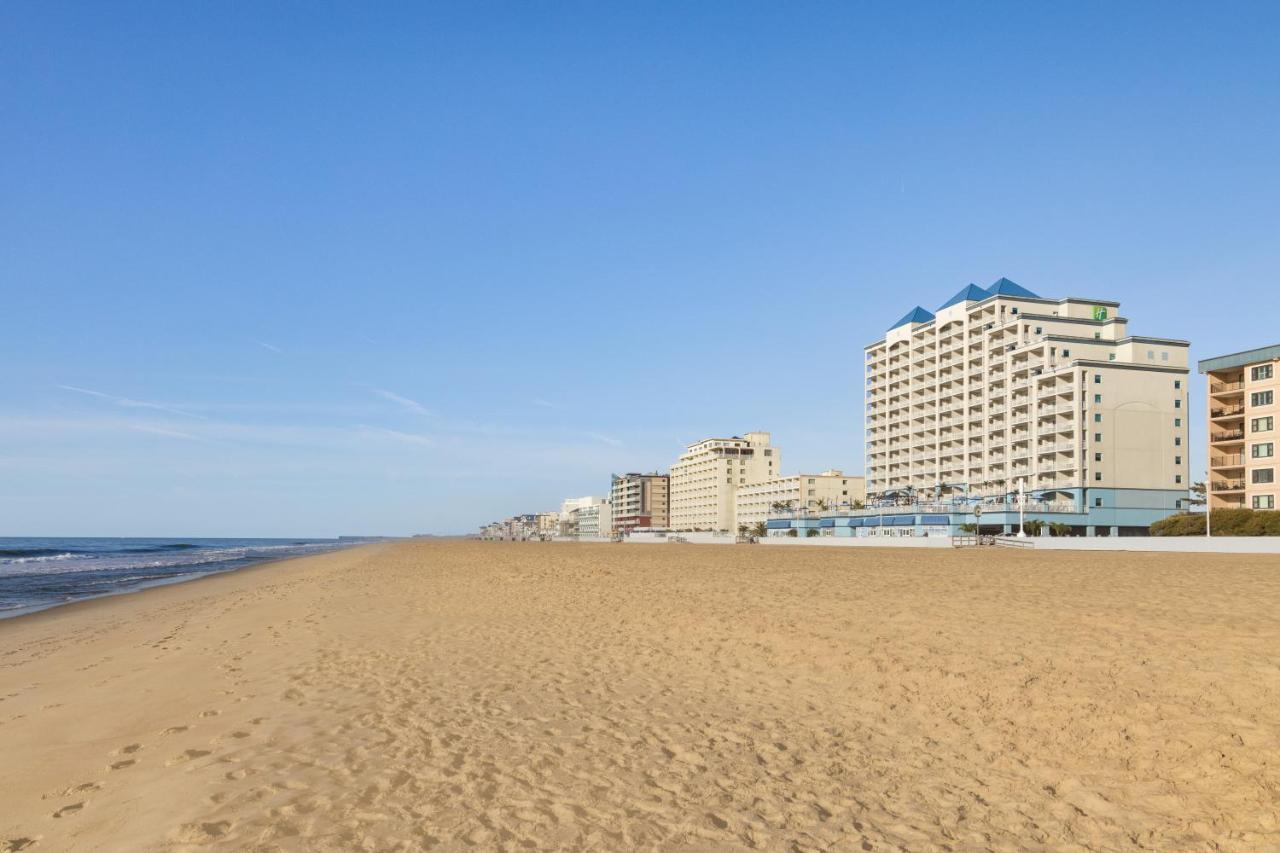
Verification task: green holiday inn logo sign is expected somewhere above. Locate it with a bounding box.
[1092,305,1108,321]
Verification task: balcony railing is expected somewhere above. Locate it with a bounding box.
[1210,406,1245,418]
[1211,429,1245,442]
[1212,480,1246,492]
[1210,381,1244,394]
[1211,455,1245,467]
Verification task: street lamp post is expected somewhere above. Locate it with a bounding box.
[1017,478,1027,538]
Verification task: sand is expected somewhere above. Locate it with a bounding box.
[1,540,1278,852]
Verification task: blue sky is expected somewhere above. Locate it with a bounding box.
[2,2,1278,536]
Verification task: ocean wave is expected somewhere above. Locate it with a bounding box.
[0,552,77,564]
[0,548,83,558]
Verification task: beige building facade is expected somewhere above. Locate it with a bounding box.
[865,279,1189,520]
[610,472,670,533]
[734,470,866,529]
[669,432,778,531]
[1199,344,1280,511]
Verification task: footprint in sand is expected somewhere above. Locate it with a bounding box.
[199,710,220,718]
[47,782,100,799]
[161,726,190,736]
[109,759,136,771]
[167,749,212,766]
[52,802,85,818]
[114,743,143,756]
[3,838,38,852]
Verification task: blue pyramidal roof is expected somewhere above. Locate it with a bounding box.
[937,283,989,309]
[889,306,935,330]
[986,277,1038,298]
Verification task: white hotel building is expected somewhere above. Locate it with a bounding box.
[669,432,777,532]
[862,279,1189,535]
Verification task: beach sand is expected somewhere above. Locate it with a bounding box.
[2,540,1278,851]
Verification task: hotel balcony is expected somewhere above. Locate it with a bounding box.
[1210,428,1245,445]
[1211,479,1246,493]
[1210,454,1245,469]
[1209,404,1245,421]
[1209,379,1245,397]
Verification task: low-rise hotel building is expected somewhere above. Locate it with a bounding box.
[559,496,609,537]
[572,501,613,538]
[669,432,778,532]
[854,278,1189,536]
[1198,344,1280,511]
[734,471,865,529]
[610,472,670,533]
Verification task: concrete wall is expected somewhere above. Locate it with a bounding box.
[758,537,953,549]
[1029,536,1280,553]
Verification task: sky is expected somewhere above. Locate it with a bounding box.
[2,2,1278,536]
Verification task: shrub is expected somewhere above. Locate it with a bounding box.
[1049,522,1072,537]
[1023,519,1045,536]
[1150,513,1205,536]
[805,528,820,538]
[785,528,798,538]
[1150,509,1280,536]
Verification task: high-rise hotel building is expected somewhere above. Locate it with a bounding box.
[864,279,1189,529]
[1198,344,1280,511]
[669,432,778,532]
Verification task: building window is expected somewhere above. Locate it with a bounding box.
[1253,443,1275,459]
[1175,455,1182,465]
[1147,350,1154,360]
[1253,364,1274,381]
[1095,452,1103,461]
[1109,354,1117,361]
[1174,380,1181,389]
[1253,495,1275,510]
[1094,393,1102,403]
[1175,399,1182,409]
[1253,469,1275,485]
[1095,472,1103,481]
[1175,437,1182,446]
[1094,413,1102,423]
[1175,418,1182,427]
[1035,326,1042,335]
[1176,474,1183,483]
[1252,391,1274,407]
[1253,416,1274,433]
[1094,375,1102,384]
[1063,349,1071,357]
[1094,497,1103,507]
[1094,432,1102,442]
[1162,352,1169,361]
[1094,332,1101,340]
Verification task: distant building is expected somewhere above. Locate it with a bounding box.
[559,496,610,537]
[1199,343,1280,511]
[669,432,778,532]
[572,501,613,538]
[610,472,670,534]
[535,511,560,539]
[735,471,865,529]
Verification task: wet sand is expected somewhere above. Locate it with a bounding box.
[2,540,1278,851]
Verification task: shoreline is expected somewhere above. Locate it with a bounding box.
[0,541,374,625]
[0,542,384,629]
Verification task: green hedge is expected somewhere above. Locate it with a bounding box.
[1150,510,1280,536]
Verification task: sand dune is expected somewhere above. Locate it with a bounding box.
[2,540,1279,851]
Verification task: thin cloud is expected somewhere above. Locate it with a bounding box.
[586,432,623,447]
[373,389,432,417]
[128,424,205,441]
[58,385,207,420]
[258,341,283,353]
[358,425,436,447]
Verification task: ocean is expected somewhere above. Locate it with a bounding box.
[0,537,362,619]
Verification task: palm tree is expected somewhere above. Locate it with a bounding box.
[737,523,749,538]
[852,499,865,510]
[751,521,767,539]
[816,498,829,512]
